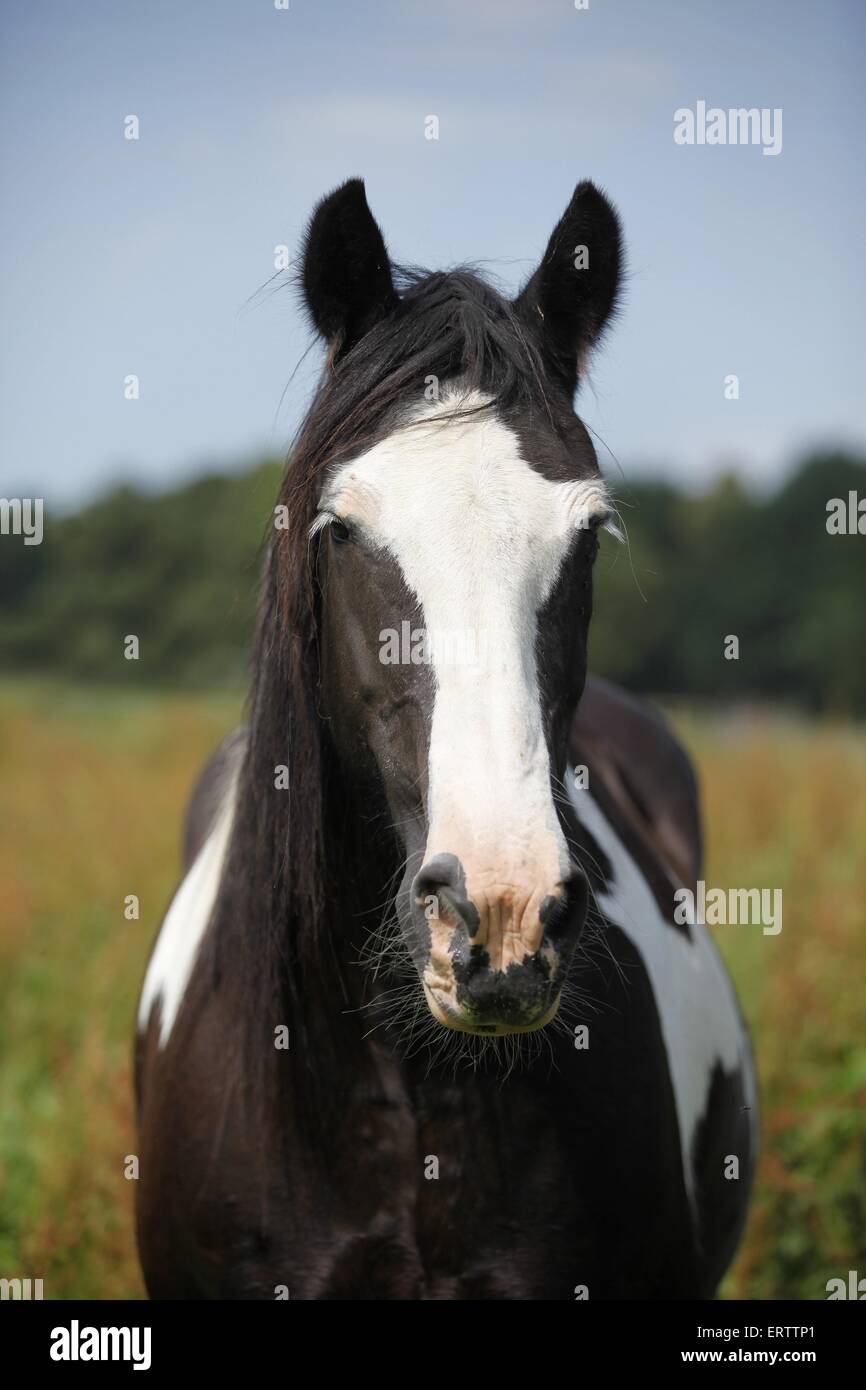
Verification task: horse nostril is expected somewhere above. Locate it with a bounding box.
[412,856,481,938]
[423,885,481,937]
[539,894,571,939]
[413,853,461,900]
[540,870,588,938]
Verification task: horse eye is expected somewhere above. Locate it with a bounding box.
[329,517,351,544]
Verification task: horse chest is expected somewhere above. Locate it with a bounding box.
[268,1084,588,1299]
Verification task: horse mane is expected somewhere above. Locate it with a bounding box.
[193,266,569,1141]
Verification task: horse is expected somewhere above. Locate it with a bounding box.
[134,177,756,1300]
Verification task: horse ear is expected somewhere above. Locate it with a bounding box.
[301,178,399,357]
[514,180,622,394]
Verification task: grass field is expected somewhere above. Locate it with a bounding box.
[0,680,864,1299]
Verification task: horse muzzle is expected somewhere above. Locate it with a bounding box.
[409,855,588,1034]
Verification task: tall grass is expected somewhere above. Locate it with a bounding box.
[0,682,863,1298]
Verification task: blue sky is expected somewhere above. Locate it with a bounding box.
[1,0,864,506]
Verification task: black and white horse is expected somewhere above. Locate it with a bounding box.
[135,178,756,1299]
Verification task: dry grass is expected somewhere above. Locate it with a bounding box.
[0,681,241,1298]
[0,682,863,1298]
[677,706,866,1298]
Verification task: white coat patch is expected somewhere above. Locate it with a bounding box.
[137,777,237,1046]
[568,784,757,1207]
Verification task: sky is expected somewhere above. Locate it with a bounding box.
[1,0,864,508]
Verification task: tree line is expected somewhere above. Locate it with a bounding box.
[1,450,863,713]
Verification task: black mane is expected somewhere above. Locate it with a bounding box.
[190,265,569,1141]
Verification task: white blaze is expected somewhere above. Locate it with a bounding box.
[318,389,613,931]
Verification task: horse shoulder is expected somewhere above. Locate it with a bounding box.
[136,730,245,1095]
[569,678,756,1286]
[571,674,701,886]
[182,726,248,867]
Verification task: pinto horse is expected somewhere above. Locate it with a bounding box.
[135,178,756,1299]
